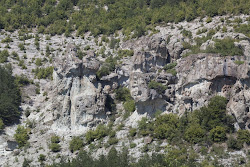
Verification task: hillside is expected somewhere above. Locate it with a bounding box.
[0,1,250,167]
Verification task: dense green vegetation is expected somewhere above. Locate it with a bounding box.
[49,135,61,152]
[207,38,244,56]
[115,87,135,113]
[69,136,84,152]
[148,80,167,94]
[0,0,249,37]
[136,96,237,146]
[96,56,117,79]
[0,66,21,125]
[0,50,10,63]
[85,124,109,144]
[33,66,54,79]
[14,125,29,148]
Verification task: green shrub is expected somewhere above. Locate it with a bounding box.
[38,154,46,162]
[237,130,250,145]
[115,87,136,113]
[184,124,206,144]
[96,56,117,79]
[129,128,137,137]
[138,117,154,136]
[18,43,25,51]
[148,80,167,94]
[33,66,54,79]
[208,38,243,56]
[69,136,83,152]
[209,126,226,142]
[51,135,60,143]
[115,87,131,101]
[25,110,30,118]
[109,38,120,49]
[1,36,13,43]
[130,142,136,148]
[196,28,207,35]
[76,50,85,60]
[108,137,119,145]
[154,114,179,141]
[11,51,19,59]
[14,125,29,148]
[123,99,135,113]
[15,74,32,87]
[182,29,192,38]
[84,45,91,50]
[95,124,109,140]
[0,49,10,63]
[163,62,177,76]
[85,124,109,143]
[117,50,134,59]
[235,24,250,38]
[49,143,61,152]
[35,58,42,66]
[96,66,110,79]
[206,17,212,23]
[85,130,96,144]
[227,136,243,150]
[193,96,233,131]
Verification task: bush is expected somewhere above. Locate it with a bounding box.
[96,56,117,79]
[184,124,206,144]
[148,80,167,94]
[163,62,177,76]
[237,130,250,145]
[115,87,131,101]
[138,117,154,136]
[69,136,83,152]
[130,142,137,148]
[14,125,29,148]
[33,66,54,79]
[208,38,243,56]
[51,135,60,143]
[193,96,233,131]
[49,143,61,152]
[235,24,250,38]
[108,137,119,145]
[0,49,10,63]
[1,36,13,43]
[85,124,109,143]
[117,50,134,59]
[38,154,46,162]
[35,58,42,66]
[115,87,136,113]
[129,128,137,137]
[18,43,25,51]
[227,137,243,150]
[85,130,96,144]
[123,99,135,113]
[154,114,179,141]
[182,29,192,38]
[15,74,32,87]
[209,126,226,142]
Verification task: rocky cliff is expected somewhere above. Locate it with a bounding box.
[0,15,250,166]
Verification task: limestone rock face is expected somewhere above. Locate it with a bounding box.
[44,51,107,134]
[175,54,250,129]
